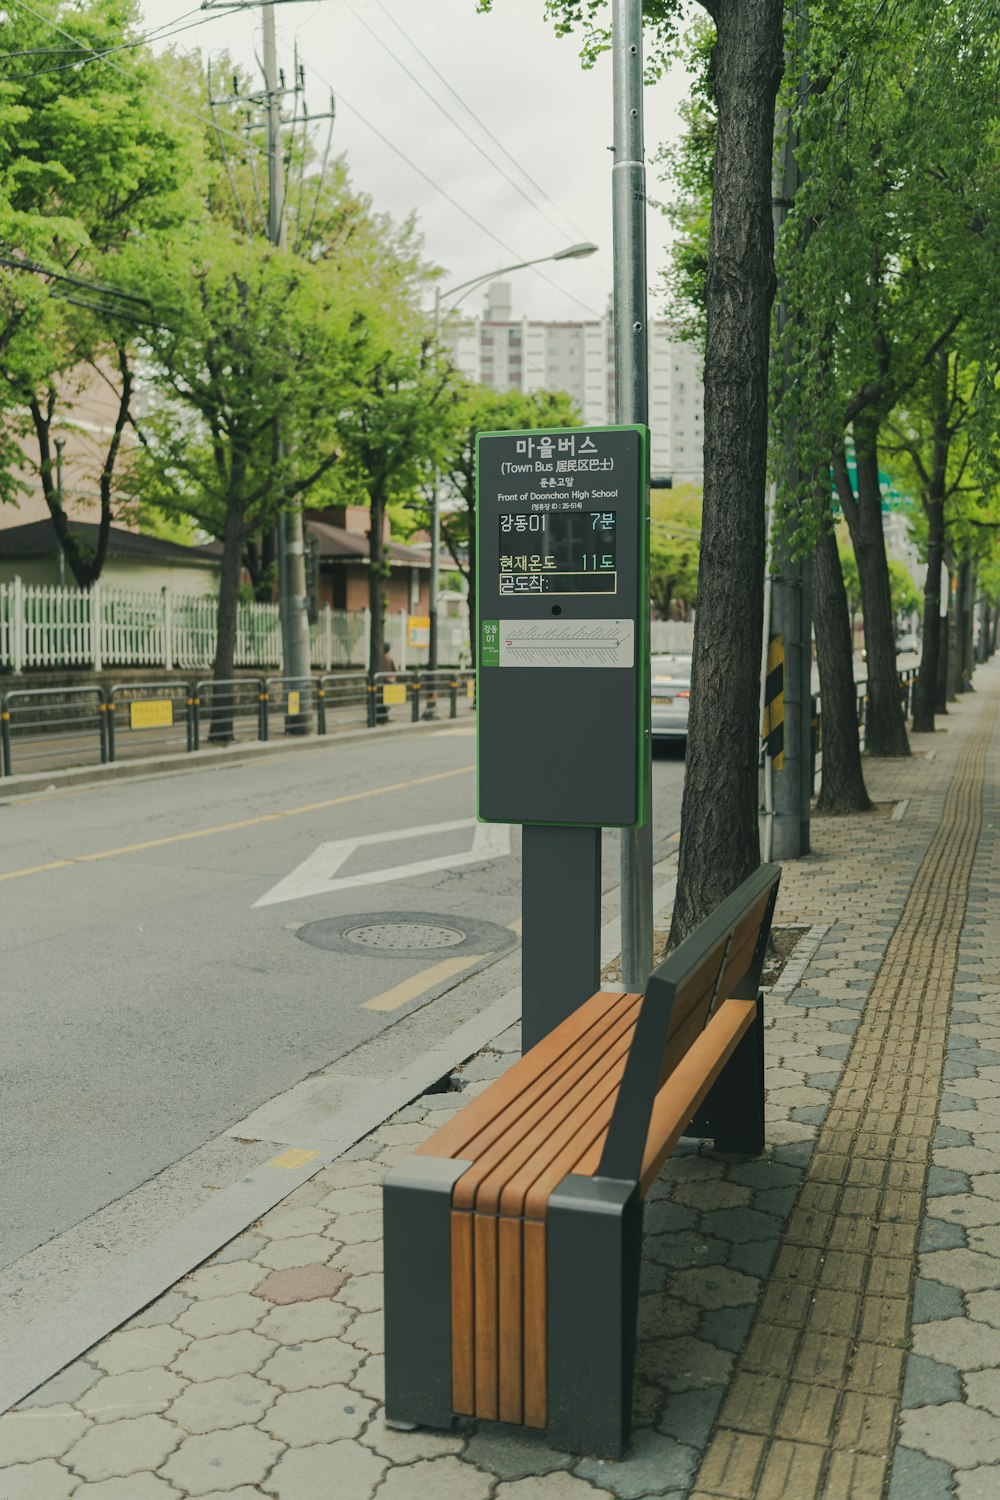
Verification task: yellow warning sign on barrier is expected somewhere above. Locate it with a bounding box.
[408,615,430,647]
[130,699,173,730]
[466,680,475,699]
[287,690,301,716]
[383,683,407,706]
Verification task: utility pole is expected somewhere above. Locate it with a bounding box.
[262,1,311,703]
[766,3,812,858]
[613,0,653,990]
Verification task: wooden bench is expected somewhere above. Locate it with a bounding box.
[382,862,781,1459]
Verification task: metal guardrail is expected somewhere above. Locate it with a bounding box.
[368,669,477,727]
[107,681,193,762]
[0,668,478,777]
[1,684,107,776]
[193,678,267,750]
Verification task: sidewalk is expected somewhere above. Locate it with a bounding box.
[2,666,999,1500]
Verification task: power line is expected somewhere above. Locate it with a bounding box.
[344,0,607,275]
[11,0,259,154]
[312,68,603,320]
[374,0,612,276]
[0,7,213,79]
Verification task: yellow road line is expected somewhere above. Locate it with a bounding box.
[362,953,487,1013]
[0,765,475,884]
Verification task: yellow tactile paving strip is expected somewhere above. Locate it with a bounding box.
[690,700,998,1500]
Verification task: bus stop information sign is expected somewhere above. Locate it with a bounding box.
[476,424,649,828]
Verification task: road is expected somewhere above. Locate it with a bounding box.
[0,725,686,1280]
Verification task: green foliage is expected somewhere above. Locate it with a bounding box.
[479,2,686,78]
[649,485,702,616]
[888,560,921,623]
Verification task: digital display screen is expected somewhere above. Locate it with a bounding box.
[499,510,617,596]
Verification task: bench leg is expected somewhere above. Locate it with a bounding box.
[383,1155,470,1430]
[708,993,766,1155]
[545,1175,643,1460]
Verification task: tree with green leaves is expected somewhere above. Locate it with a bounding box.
[533,0,784,941]
[649,485,701,619]
[437,383,579,663]
[0,0,203,585]
[774,0,1000,758]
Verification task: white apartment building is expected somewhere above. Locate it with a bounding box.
[443,283,704,485]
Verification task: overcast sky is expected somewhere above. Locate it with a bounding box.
[139,0,693,323]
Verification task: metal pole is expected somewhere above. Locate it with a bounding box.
[263,2,311,716]
[54,437,66,589]
[769,4,811,858]
[613,0,653,990]
[424,286,442,716]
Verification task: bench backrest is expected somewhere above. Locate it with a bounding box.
[597,863,781,1182]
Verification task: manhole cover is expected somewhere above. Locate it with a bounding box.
[295,910,519,959]
[342,922,467,951]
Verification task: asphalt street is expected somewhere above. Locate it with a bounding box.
[0,726,685,1276]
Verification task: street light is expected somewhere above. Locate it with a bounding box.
[425,242,599,699]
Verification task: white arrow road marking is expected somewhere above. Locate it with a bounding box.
[253,817,511,907]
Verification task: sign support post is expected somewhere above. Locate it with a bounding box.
[476,425,649,1051]
[612,0,653,990]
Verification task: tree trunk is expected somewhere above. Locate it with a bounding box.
[368,489,387,680]
[958,558,975,688]
[671,0,783,945]
[945,555,961,701]
[840,417,909,756]
[812,493,871,813]
[210,484,247,742]
[913,500,944,732]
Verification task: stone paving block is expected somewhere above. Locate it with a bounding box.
[373,1455,494,1499]
[921,1248,1000,1292]
[640,1337,733,1393]
[965,1290,1000,1328]
[318,1185,382,1217]
[920,1217,967,1252]
[964,1369,1000,1417]
[62,1414,181,1482]
[338,1272,383,1313]
[665,1268,759,1311]
[125,1293,194,1331]
[254,1298,353,1344]
[67,1477,181,1499]
[0,1409,91,1466]
[16,1365,101,1415]
[955,1468,1000,1500]
[575,1428,698,1497]
[262,1438,387,1499]
[312,1159,383,1191]
[346,1310,385,1354]
[966,1223,1000,1256]
[255,1206,331,1240]
[834,1389,895,1453]
[88,1327,189,1377]
[494,1476,602,1500]
[261,1336,360,1390]
[360,1416,464,1464]
[333,1240,384,1277]
[171,1331,276,1382]
[207,1235,269,1266]
[75,1369,186,1424]
[160,1425,284,1495]
[912,1280,965,1325]
[636,1296,699,1344]
[166,1374,275,1434]
[253,1234,340,1271]
[0,1459,80,1498]
[260,1384,374,1445]
[251,1265,347,1305]
[174,1292,267,1339]
[698,1306,754,1354]
[349,1353,384,1403]
[899,1401,1000,1465]
[697,1429,765,1496]
[656,1386,723,1450]
[180,1262,263,1299]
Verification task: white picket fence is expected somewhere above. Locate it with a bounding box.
[0,577,472,673]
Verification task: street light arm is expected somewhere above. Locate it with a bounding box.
[436,242,599,321]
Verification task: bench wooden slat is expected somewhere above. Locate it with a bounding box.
[451,1211,475,1416]
[637,998,758,1193]
[498,1216,524,1424]
[453,1003,641,1213]
[473,1214,499,1419]
[415,990,633,1162]
[523,1220,547,1427]
[456,995,640,1176]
